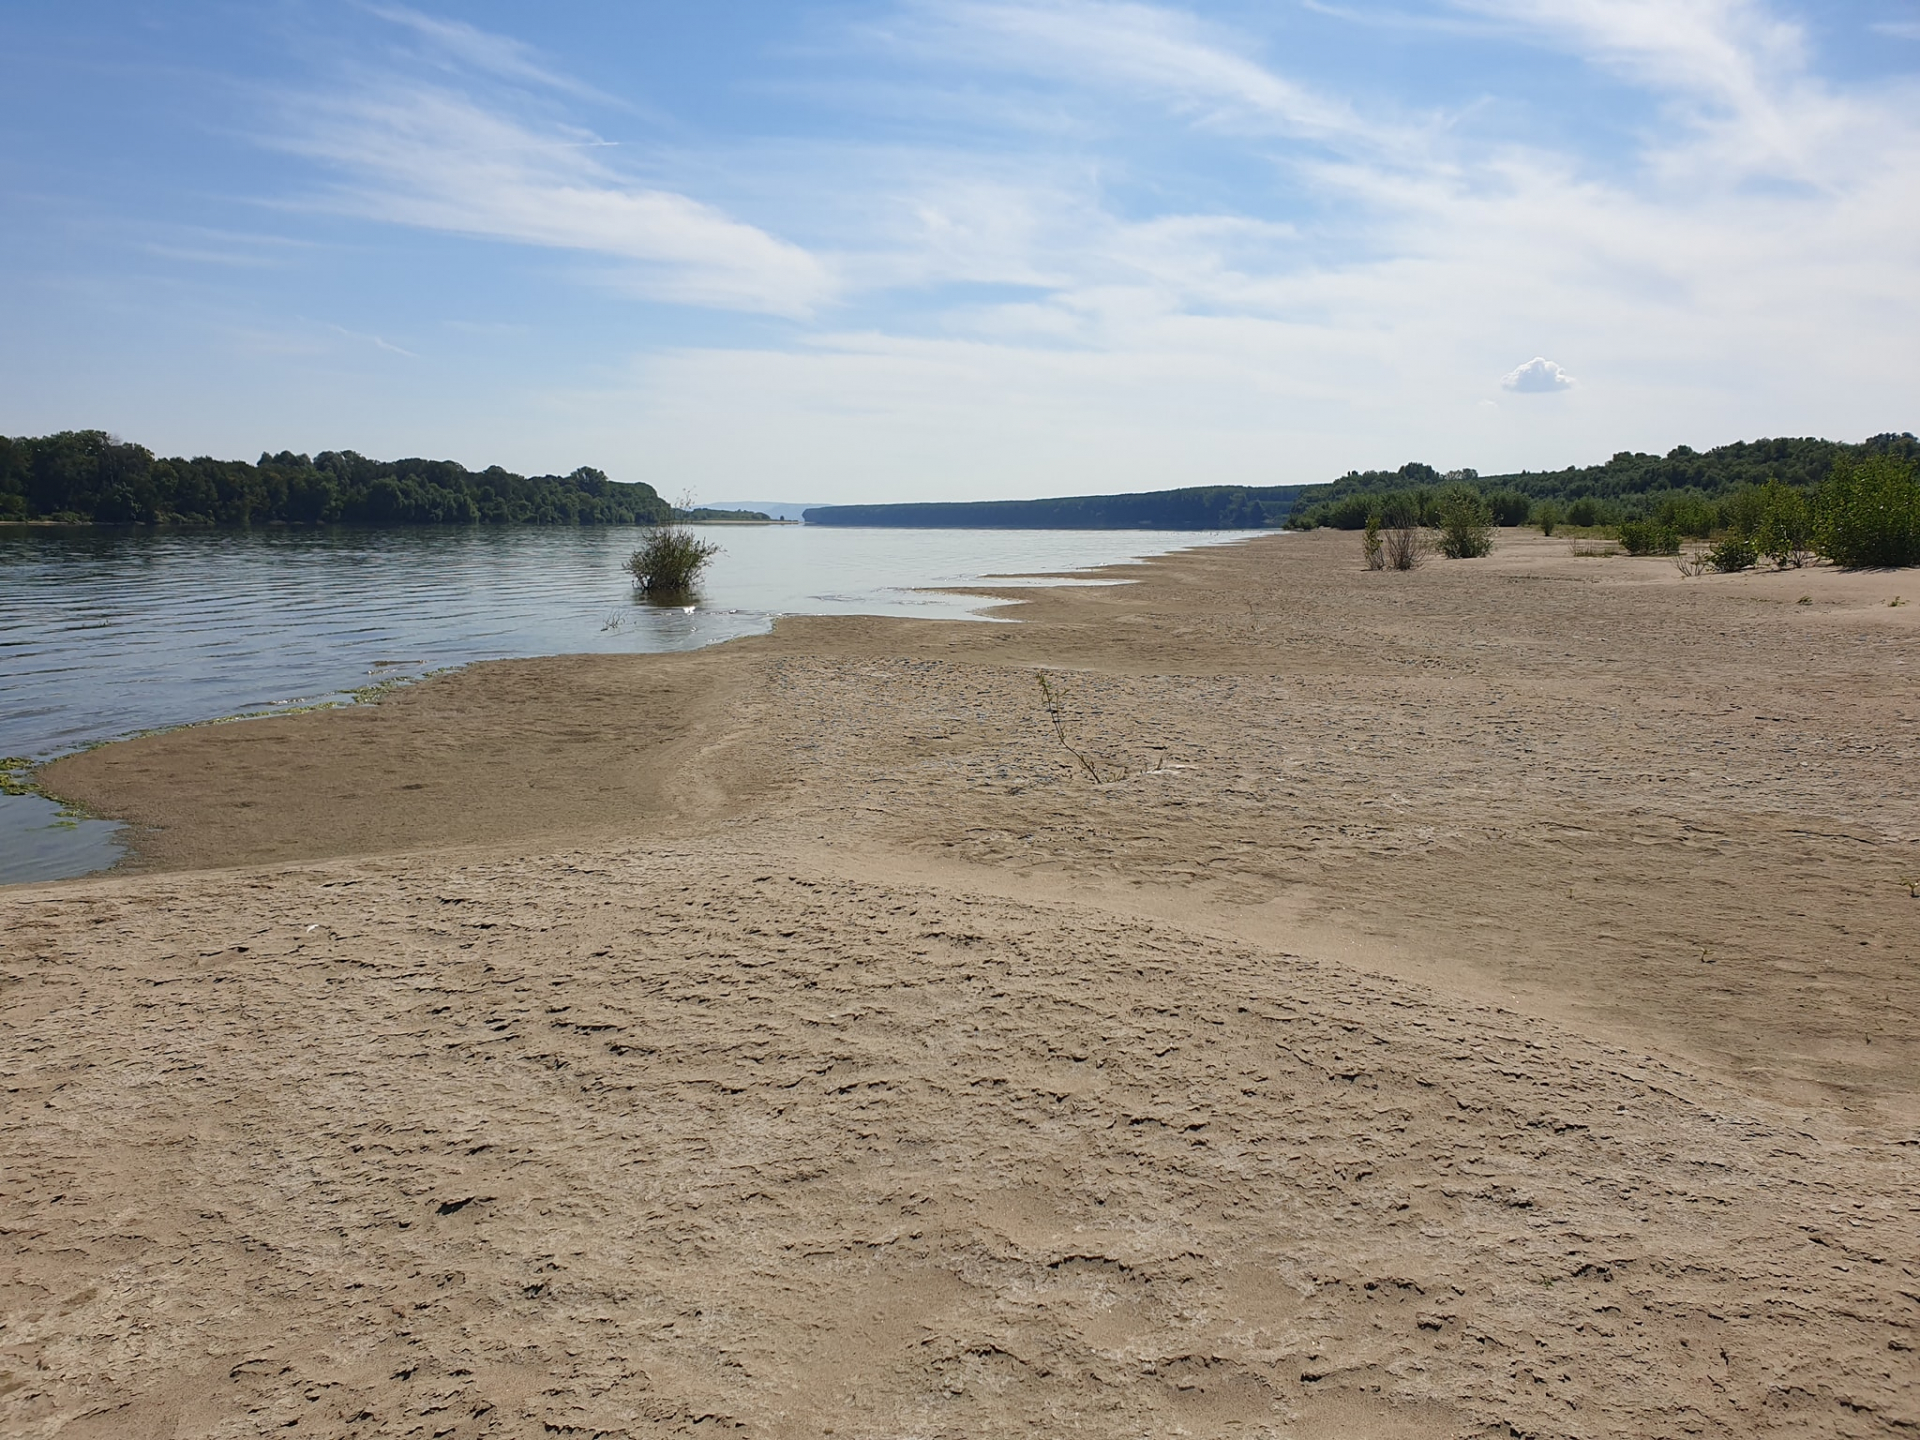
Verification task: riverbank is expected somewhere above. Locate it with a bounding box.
[6,530,1917,1438]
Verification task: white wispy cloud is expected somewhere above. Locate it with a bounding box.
[890,0,1412,150]
[275,83,834,316]
[1450,0,1805,102]
[582,0,1920,492]
[1442,0,1860,184]
[243,1,1920,494]
[328,321,418,358]
[362,4,622,104]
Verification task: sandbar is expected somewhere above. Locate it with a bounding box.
[5,530,1917,1437]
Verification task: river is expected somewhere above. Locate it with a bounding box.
[0,523,1255,883]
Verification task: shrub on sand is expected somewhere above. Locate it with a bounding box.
[1655,493,1717,539]
[1618,518,1681,556]
[1484,489,1532,526]
[1434,486,1494,559]
[1816,454,1920,568]
[1708,534,1757,572]
[1382,521,1423,570]
[1375,495,1424,570]
[1752,480,1813,568]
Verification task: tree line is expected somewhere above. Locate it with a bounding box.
[1290,436,1920,569]
[10,427,1915,563]
[1285,434,1920,534]
[0,430,670,526]
[803,484,1306,529]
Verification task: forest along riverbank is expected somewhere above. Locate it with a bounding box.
[7,529,1918,1439]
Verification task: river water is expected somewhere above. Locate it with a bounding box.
[0,524,1253,883]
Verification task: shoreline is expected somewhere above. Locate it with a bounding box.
[6,529,1918,1437]
[9,533,1252,885]
[28,527,1920,1113]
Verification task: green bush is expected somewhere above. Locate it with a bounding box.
[1751,479,1812,567]
[1708,534,1757,571]
[624,522,721,595]
[1533,500,1561,536]
[1654,492,1717,539]
[1816,454,1920,567]
[1318,494,1377,529]
[1718,486,1765,538]
[1433,485,1494,559]
[1566,497,1601,527]
[1484,489,1532,526]
[1618,518,1680,556]
[1376,491,1422,529]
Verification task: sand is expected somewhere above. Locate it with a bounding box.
[5,530,1917,1437]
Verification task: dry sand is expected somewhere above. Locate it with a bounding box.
[5,530,1917,1438]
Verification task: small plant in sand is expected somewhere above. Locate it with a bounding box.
[1707,533,1758,572]
[1618,518,1681,557]
[1035,671,1135,782]
[1433,485,1494,560]
[1362,515,1385,570]
[1674,546,1713,578]
[625,504,721,598]
[1376,496,1424,570]
[1752,479,1814,568]
[1382,522,1424,570]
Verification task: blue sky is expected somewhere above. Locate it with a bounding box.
[4,0,1918,502]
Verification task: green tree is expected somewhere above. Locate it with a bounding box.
[1816,454,1920,567]
[1751,479,1812,567]
[1618,518,1680,556]
[1433,485,1494,559]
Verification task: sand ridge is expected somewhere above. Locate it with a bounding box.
[6,530,1920,1437]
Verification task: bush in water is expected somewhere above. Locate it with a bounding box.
[625,522,721,596]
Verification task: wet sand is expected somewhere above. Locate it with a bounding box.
[6,530,1917,1437]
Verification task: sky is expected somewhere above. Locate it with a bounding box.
[3,0,1918,503]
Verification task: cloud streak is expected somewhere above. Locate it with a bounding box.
[241,1,1920,493]
[628,0,1917,489]
[275,84,833,316]
[362,4,623,104]
[901,0,1396,147]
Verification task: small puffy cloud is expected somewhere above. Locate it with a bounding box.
[1501,356,1576,393]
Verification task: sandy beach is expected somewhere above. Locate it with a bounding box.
[6,529,1917,1438]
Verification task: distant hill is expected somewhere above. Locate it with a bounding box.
[676,507,776,523]
[703,500,820,523]
[0,430,669,526]
[803,484,1306,530]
